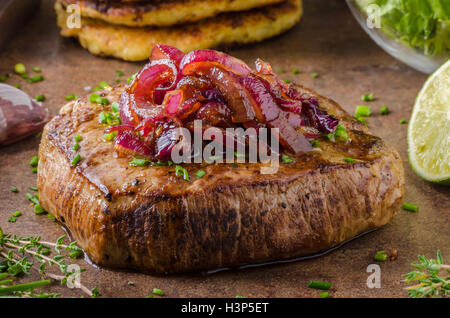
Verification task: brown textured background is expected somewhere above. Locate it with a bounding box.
[0,0,448,298]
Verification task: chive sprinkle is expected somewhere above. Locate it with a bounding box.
[65,93,78,101]
[277,68,285,74]
[152,288,164,296]
[308,280,331,290]
[29,156,39,167]
[283,79,291,84]
[111,101,120,113]
[361,93,374,101]
[73,143,80,151]
[28,186,38,191]
[281,154,294,163]
[10,187,18,192]
[90,93,109,105]
[344,157,355,163]
[13,84,20,89]
[334,124,348,142]
[129,157,149,167]
[25,192,39,205]
[32,67,41,73]
[311,72,319,78]
[71,154,81,166]
[195,170,206,179]
[116,71,124,77]
[311,140,320,148]
[27,75,44,83]
[292,68,300,74]
[355,105,371,118]
[12,211,22,217]
[104,131,117,141]
[400,119,407,124]
[31,167,37,173]
[14,63,26,75]
[175,165,190,181]
[74,134,82,142]
[320,292,330,298]
[0,75,6,82]
[402,202,418,212]
[380,106,389,115]
[35,94,46,102]
[98,81,109,89]
[8,217,16,223]
[374,250,388,262]
[34,204,45,215]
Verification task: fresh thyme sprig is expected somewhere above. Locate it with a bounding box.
[403,250,449,298]
[0,228,100,298]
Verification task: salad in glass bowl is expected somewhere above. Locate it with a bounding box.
[347,0,450,74]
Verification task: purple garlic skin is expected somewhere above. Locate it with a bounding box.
[0,84,51,146]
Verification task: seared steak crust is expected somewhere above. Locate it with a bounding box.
[38,84,404,273]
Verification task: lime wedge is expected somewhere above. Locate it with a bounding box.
[408,59,450,185]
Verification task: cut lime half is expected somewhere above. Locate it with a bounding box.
[408,59,450,185]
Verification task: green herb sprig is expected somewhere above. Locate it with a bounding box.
[403,250,449,298]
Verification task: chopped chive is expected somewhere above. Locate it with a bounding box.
[292,68,300,74]
[98,81,109,89]
[65,93,77,101]
[355,105,371,117]
[104,131,117,141]
[152,288,164,296]
[73,143,80,151]
[129,157,149,167]
[25,192,39,205]
[281,154,294,164]
[90,93,109,105]
[311,140,320,148]
[361,93,374,101]
[71,154,81,166]
[344,157,355,163]
[35,94,45,102]
[14,63,26,75]
[116,71,124,77]
[8,217,17,223]
[400,119,407,124]
[236,296,246,298]
[10,186,18,192]
[31,167,37,173]
[98,112,107,124]
[74,135,82,142]
[308,280,331,290]
[34,204,45,215]
[175,165,190,181]
[21,73,28,79]
[195,170,206,179]
[320,292,329,298]
[402,202,418,212]
[277,68,285,74]
[374,250,387,262]
[111,101,119,113]
[355,116,368,126]
[13,84,20,89]
[28,75,44,83]
[380,106,389,115]
[0,75,6,82]
[283,79,291,84]
[32,67,41,73]
[28,186,38,191]
[47,214,56,221]
[12,211,22,217]
[334,124,348,142]
[127,73,137,84]
[30,156,39,167]
[311,72,319,78]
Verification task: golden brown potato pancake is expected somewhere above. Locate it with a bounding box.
[57,0,285,27]
[56,0,303,61]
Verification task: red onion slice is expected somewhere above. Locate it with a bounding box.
[180,50,251,76]
[150,44,185,66]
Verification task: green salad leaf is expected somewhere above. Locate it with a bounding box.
[357,0,450,56]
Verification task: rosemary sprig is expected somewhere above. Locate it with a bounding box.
[403,250,449,298]
[0,228,100,298]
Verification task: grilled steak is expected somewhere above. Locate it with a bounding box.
[37,84,404,273]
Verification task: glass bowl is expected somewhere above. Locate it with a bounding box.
[346,0,449,74]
